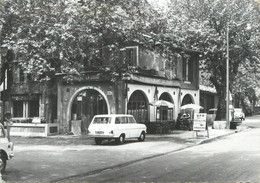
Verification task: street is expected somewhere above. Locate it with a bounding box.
[73,125,260,182]
[2,115,260,182]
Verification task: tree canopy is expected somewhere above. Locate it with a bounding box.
[165,0,260,118]
[1,0,260,118]
[0,0,166,81]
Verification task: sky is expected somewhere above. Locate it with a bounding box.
[147,0,170,13]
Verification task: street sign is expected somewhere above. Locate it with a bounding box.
[193,113,209,138]
[193,113,207,131]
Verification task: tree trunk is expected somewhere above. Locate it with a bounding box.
[210,75,226,121]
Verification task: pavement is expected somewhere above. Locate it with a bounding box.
[10,125,247,148]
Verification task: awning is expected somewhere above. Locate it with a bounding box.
[150,100,175,108]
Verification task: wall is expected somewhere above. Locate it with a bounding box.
[139,47,180,79]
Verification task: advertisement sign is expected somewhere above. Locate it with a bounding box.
[193,113,207,131]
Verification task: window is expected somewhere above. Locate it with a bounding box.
[115,117,127,124]
[13,99,40,118]
[183,57,193,82]
[13,101,23,117]
[28,100,39,117]
[128,117,136,124]
[125,47,138,67]
[93,117,111,124]
[19,68,25,82]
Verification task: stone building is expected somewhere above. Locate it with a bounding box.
[1,44,200,135]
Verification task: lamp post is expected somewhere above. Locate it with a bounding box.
[226,23,230,129]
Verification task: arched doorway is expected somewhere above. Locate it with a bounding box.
[127,90,148,123]
[181,94,194,106]
[71,89,108,132]
[158,92,175,121]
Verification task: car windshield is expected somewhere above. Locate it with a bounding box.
[93,117,111,124]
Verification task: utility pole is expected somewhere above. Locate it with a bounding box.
[0,25,3,125]
[226,23,230,129]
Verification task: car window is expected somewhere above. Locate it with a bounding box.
[115,117,127,124]
[93,117,111,124]
[128,117,136,124]
[0,127,5,138]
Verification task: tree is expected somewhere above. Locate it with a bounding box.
[166,0,260,120]
[0,0,166,83]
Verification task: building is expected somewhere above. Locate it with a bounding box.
[1,44,200,136]
[199,85,218,113]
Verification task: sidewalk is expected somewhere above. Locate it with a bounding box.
[10,125,248,147]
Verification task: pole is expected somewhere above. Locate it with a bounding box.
[226,23,230,129]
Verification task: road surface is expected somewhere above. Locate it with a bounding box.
[69,128,260,182]
[2,115,260,182]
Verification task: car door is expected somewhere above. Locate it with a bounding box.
[128,116,140,138]
[114,116,129,138]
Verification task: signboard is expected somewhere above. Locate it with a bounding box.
[193,113,207,131]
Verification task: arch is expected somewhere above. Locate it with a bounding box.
[159,92,173,103]
[158,92,175,121]
[127,90,149,123]
[181,94,194,106]
[67,86,110,132]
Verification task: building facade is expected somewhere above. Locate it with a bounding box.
[56,45,200,134]
[1,44,200,135]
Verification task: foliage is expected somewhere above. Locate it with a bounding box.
[166,0,260,119]
[0,0,166,82]
[1,0,260,119]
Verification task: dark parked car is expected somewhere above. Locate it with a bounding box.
[176,112,193,131]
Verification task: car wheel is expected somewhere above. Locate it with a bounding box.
[95,138,102,145]
[116,135,125,145]
[0,152,6,173]
[138,132,145,142]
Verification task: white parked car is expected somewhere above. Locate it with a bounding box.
[0,123,14,173]
[234,108,245,121]
[88,114,147,145]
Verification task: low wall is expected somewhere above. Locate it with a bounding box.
[9,123,59,137]
[213,121,227,129]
